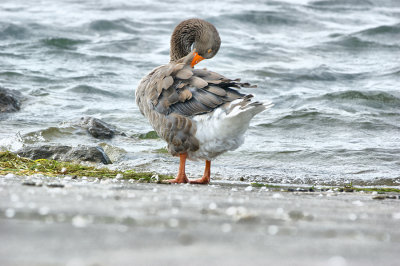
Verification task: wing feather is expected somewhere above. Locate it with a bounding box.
[152,51,255,117]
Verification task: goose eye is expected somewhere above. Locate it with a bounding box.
[207,49,212,53]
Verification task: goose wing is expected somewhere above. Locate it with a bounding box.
[152,52,256,117]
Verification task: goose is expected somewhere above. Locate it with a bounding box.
[135,18,272,184]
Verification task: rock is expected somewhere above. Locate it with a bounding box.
[0,87,22,112]
[46,183,65,188]
[17,145,112,164]
[137,131,159,139]
[98,143,126,163]
[22,180,43,187]
[79,116,125,139]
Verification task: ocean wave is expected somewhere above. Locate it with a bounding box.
[357,23,400,37]
[90,55,133,65]
[318,90,400,108]
[89,37,151,53]
[230,10,299,26]
[0,23,30,40]
[260,110,342,129]
[41,37,88,50]
[213,9,317,30]
[253,65,366,82]
[23,127,74,144]
[381,66,400,76]
[326,35,399,50]
[67,72,118,82]
[326,23,400,49]
[0,71,54,83]
[309,0,373,8]
[259,107,400,131]
[0,71,24,77]
[351,23,400,46]
[68,85,121,98]
[87,19,141,34]
[0,52,27,59]
[267,147,400,161]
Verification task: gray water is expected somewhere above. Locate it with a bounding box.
[1,0,399,186]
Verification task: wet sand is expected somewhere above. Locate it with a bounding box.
[1,175,399,266]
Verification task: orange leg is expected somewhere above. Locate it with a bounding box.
[189,160,211,185]
[167,153,189,184]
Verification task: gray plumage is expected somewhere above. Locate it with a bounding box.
[135,18,260,156]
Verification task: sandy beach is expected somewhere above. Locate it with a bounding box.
[1,174,399,266]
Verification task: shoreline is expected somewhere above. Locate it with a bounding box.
[1,152,400,265]
[1,174,399,266]
[2,151,400,193]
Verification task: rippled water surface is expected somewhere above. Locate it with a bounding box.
[1,0,399,185]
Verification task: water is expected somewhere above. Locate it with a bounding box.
[1,0,399,186]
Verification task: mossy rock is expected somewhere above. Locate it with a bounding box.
[137,131,159,139]
[153,147,168,154]
[0,151,172,182]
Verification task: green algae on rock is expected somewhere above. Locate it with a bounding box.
[137,131,159,139]
[153,147,168,154]
[0,151,172,182]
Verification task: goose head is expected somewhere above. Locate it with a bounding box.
[170,18,221,67]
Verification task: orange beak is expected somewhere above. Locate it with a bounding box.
[191,52,205,68]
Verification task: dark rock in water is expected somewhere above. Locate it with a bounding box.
[0,87,22,112]
[79,116,125,139]
[17,145,112,164]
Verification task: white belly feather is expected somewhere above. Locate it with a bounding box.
[187,99,273,161]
